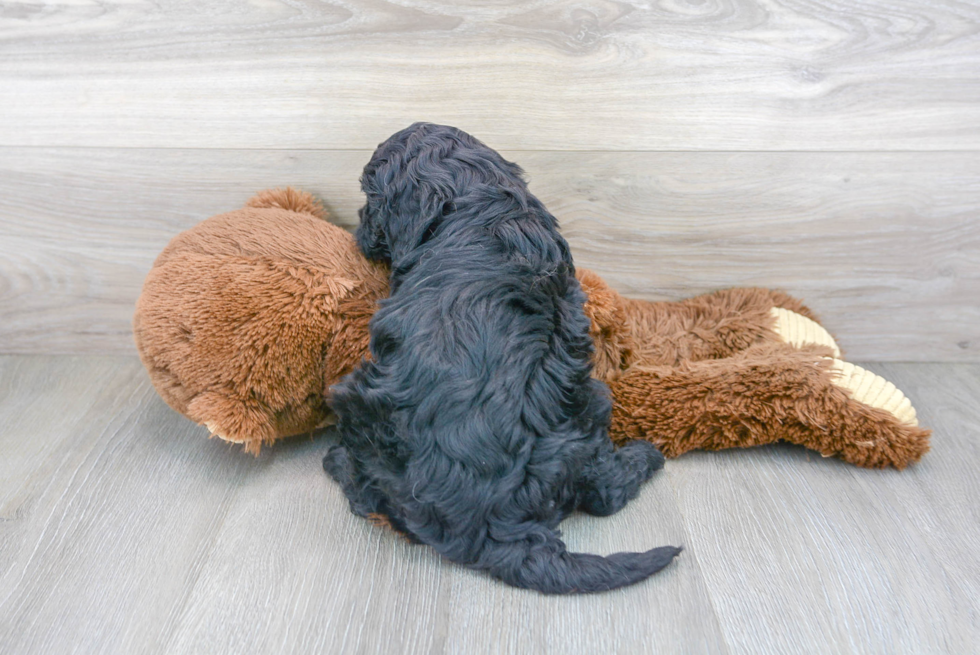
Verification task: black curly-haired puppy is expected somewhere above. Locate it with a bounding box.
[323,122,681,593]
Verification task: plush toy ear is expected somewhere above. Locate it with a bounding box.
[576,269,637,382]
[245,187,327,220]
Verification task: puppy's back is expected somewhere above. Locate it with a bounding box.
[327,122,680,594]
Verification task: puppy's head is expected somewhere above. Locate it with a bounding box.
[356,122,528,264]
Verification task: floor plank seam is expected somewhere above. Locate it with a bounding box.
[663,463,734,655]
[156,451,256,655]
[3,145,980,155]
[0,382,146,610]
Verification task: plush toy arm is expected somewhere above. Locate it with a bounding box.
[577,269,840,373]
[608,342,930,469]
[617,287,841,367]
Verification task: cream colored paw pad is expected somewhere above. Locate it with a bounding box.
[770,307,841,357]
[828,359,918,426]
[205,421,237,442]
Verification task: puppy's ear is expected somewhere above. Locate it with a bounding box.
[358,172,450,263]
[379,180,450,260]
[410,183,451,248]
[355,202,391,263]
[356,123,455,263]
[355,155,397,262]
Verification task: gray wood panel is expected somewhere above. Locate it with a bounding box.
[163,436,727,654]
[1,0,978,150]
[0,238,150,354]
[160,437,453,654]
[1,356,977,653]
[440,488,728,655]
[0,356,726,654]
[0,356,141,511]
[666,362,980,654]
[1,147,977,361]
[0,358,267,654]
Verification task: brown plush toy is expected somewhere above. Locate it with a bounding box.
[134,189,930,469]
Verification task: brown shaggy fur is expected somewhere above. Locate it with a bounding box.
[134,192,388,452]
[134,188,930,468]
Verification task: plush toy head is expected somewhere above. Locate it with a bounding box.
[134,189,388,454]
[135,188,930,468]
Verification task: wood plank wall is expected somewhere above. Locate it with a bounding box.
[1,1,978,360]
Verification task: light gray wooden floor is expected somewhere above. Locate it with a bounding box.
[1,355,977,654]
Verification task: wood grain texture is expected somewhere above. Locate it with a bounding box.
[163,436,727,654]
[1,147,977,360]
[0,356,726,654]
[1,0,978,150]
[440,488,728,654]
[0,358,265,655]
[665,362,980,654]
[1,356,977,653]
[0,356,141,510]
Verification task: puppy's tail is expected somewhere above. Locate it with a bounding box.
[482,530,681,594]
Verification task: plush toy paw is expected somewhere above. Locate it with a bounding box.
[766,307,927,464]
[816,355,930,468]
[190,391,278,455]
[828,360,918,426]
[767,305,917,425]
[204,414,337,448]
[770,307,841,358]
[771,307,926,463]
[608,341,930,469]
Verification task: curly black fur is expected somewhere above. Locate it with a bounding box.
[324,123,681,593]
